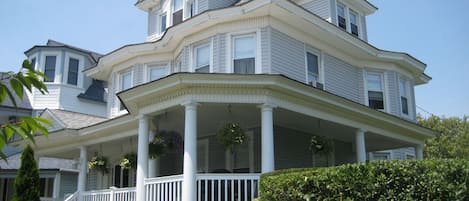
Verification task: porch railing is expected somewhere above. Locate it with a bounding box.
[145,174,184,201]
[82,187,136,201]
[196,173,260,201]
[64,192,79,201]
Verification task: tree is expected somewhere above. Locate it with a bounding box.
[13,145,41,201]
[0,60,51,160]
[418,114,469,159]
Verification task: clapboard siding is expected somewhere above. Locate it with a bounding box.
[261,27,271,73]
[60,173,77,199]
[207,0,238,10]
[197,0,209,14]
[386,71,400,116]
[33,85,60,109]
[330,0,337,24]
[361,15,368,42]
[270,28,305,82]
[323,54,361,103]
[301,0,331,21]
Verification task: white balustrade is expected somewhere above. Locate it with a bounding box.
[196,173,260,201]
[82,187,136,201]
[64,192,79,201]
[145,175,184,201]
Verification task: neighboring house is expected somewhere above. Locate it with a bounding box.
[11,0,435,201]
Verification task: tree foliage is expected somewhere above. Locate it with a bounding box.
[0,60,51,160]
[13,145,41,201]
[418,115,469,159]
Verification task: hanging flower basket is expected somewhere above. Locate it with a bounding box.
[217,123,246,151]
[149,130,183,159]
[309,135,332,155]
[88,156,108,173]
[119,153,137,169]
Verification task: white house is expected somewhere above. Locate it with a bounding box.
[13,0,434,201]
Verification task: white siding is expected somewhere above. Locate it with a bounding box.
[300,0,331,21]
[361,15,368,41]
[323,54,362,103]
[261,27,271,73]
[197,0,209,14]
[270,28,305,82]
[59,173,77,199]
[59,85,106,117]
[32,85,60,109]
[386,71,400,116]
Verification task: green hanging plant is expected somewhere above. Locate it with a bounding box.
[309,135,332,155]
[217,123,247,151]
[119,153,137,169]
[148,130,183,159]
[88,156,108,173]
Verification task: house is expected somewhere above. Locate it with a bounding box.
[12,0,434,201]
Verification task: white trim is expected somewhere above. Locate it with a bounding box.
[63,52,85,88]
[227,31,258,74]
[145,62,170,82]
[304,48,323,86]
[192,42,211,72]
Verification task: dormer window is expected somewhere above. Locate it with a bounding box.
[194,44,210,73]
[173,0,183,26]
[233,35,255,74]
[44,56,56,82]
[337,3,346,30]
[349,10,359,37]
[67,58,79,85]
[367,73,385,110]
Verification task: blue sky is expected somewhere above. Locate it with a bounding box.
[1,0,467,117]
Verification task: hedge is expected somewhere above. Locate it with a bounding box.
[258,160,469,201]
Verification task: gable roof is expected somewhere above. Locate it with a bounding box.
[40,109,107,131]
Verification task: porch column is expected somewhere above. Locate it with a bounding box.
[182,101,198,201]
[136,115,149,201]
[77,146,87,201]
[415,144,424,160]
[261,103,276,173]
[355,129,366,163]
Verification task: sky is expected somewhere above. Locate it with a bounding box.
[0,0,468,118]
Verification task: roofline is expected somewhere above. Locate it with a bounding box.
[24,44,102,63]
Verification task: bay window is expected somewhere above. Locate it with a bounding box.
[367,73,384,110]
[195,44,210,73]
[233,35,255,74]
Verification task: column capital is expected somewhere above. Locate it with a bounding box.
[258,103,277,110]
[355,128,367,134]
[181,100,199,108]
[137,114,149,120]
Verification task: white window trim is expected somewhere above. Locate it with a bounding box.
[226,30,262,74]
[336,1,363,39]
[192,42,212,73]
[303,47,324,86]
[63,52,85,88]
[399,77,411,118]
[117,70,133,113]
[41,51,61,84]
[364,71,388,112]
[145,62,170,82]
[159,12,167,34]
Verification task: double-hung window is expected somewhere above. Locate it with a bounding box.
[233,35,255,74]
[306,52,319,85]
[119,72,132,111]
[44,56,56,82]
[148,64,168,81]
[367,73,384,110]
[337,3,347,30]
[195,44,210,73]
[399,79,409,115]
[349,10,359,37]
[160,13,167,33]
[67,58,79,85]
[173,0,183,26]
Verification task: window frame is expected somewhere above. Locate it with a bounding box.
[231,33,257,74]
[118,70,133,111]
[146,62,169,82]
[160,12,167,34]
[336,1,363,38]
[305,51,322,86]
[43,55,58,83]
[399,77,410,116]
[336,3,347,30]
[365,71,386,111]
[63,52,84,87]
[193,43,211,73]
[349,9,359,37]
[172,0,183,26]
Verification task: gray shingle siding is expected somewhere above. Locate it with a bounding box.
[261,27,271,73]
[197,0,209,13]
[270,28,305,82]
[207,0,238,10]
[323,54,361,103]
[300,0,331,21]
[386,71,400,116]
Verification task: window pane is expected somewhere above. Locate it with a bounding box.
[234,58,255,74]
[367,74,382,92]
[68,58,79,85]
[234,36,255,59]
[161,14,167,32]
[399,79,407,96]
[337,4,345,17]
[401,97,409,114]
[307,52,319,75]
[349,11,357,25]
[196,45,210,68]
[368,91,384,110]
[174,0,182,11]
[149,66,167,81]
[121,73,132,91]
[172,9,183,26]
[44,56,56,82]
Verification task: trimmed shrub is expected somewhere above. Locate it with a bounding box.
[259,160,469,201]
[13,145,40,201]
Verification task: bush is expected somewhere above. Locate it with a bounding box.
[259,160,469,201]
[13,145,40,201]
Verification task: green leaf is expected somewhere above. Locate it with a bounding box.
[9,78,24,100]
[22,60,32,70]
[15,73,32,93]
[0,83,7,103]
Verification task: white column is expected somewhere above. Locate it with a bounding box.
[77,146,87,201]
[182,102,198,201]
[260,104,275,173]
[355,129,366,163]
[415,144,424,160]
[136,115,149,201]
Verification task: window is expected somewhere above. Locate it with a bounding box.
[337,3,346,30]
[160,13,167,33]
[148,64,168,81]
[173,0,183,26]
[306,52,319,85]
[31,58,36,70]
[349,10,359,36]
[44,56,56,82]
[367,73,384,110]
[39,178,54,197]
[195,44,210,73]
[119,72,132,110]
[399,79,409,115]
[233,35,255,74]
[372,152,390,160]
[113,165,135,188]
[67,58,79,85]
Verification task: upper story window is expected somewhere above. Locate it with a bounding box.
[30,58,36,70]
[195,44,210,73]
[44,56,56,82]
[67,58,79,85]
[148,63,168,81]
[119,71,132,111]
[367,73,384,110]
[160,13,167,33]
[306,52,319,85]
[337,3,346,30]
[233,35,255,74]
[349,10,359,37]
[173,0,183,26]
[399,79,409,115]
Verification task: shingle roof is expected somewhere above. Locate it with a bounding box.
[0,154,76,170]
[43,109,107,130]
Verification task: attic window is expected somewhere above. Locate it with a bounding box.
[349,10,359,37]
[44,56,56,82]
[173,0,183,26]
[337,3,346,30]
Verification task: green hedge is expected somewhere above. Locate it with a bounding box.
[259,160,469,201]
